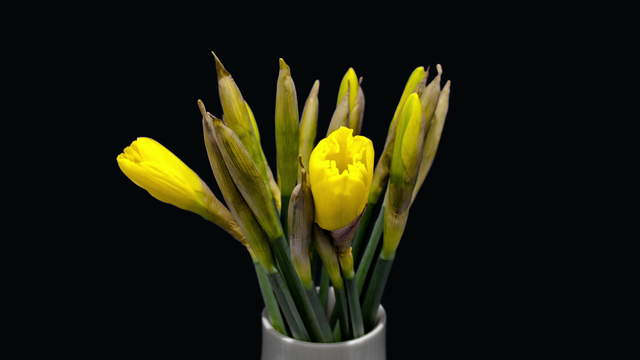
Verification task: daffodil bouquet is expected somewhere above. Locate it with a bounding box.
[117,53,450,343]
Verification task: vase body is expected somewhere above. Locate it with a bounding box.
[260,305,386,360]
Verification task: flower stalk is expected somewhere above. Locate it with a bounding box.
[313,225,350,340]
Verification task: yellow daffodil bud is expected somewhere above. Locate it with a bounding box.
[200,101,276,271]
[383,93,427,258]
[333,68,365,135]
[388,67,428,140]
[275,58,300,201]
[312,225,344,289]
[288,164,314,288]
[299,80,319,172]
[117,137,244,241]
[210,117,284,240]
[412,80,451,202]
[309,126,374,231]
[370,66,428,205]
[337,68,359,112]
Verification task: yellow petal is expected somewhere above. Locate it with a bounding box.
[309,127,374,230]
[116,138,239,237]
[117,155,197,212]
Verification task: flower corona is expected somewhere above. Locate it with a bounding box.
[309,127,374,231]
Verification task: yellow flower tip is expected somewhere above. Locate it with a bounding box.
[311,79,320,96]
[279,58,290,72]
[309,126,374,231]
[337,68,359,107]
[117,137,207,214]
[196,99,208,118]
[211,51,229,78]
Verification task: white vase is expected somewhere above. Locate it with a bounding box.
[260,303,386,360]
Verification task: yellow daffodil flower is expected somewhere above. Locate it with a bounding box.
[309,127,374,231]
[117,137,243,240]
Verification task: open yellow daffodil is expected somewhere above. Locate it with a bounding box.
[309,127,374,231]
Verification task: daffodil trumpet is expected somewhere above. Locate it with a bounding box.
[116,53,450,345]
[309,127,374,232]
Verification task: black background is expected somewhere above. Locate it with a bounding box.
[49,13,555,358]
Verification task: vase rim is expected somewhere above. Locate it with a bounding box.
[261,305,386,347]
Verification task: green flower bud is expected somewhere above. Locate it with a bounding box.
[200,101,276,271]
[383,93,427,258]
[412,79,451,202]
[369,66,428,205]
[212,53,274,201]
[333,68,365,135]
[299,80,319,172]
[210,116,283,240]
[275,58,300,199]
[212,52,254,144]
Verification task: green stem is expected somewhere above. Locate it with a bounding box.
[267,271,309,341]
[351,204,376,264]
[319,270,330,308]
[334,286,351,340]
[355,209,384,294]
[254,262,287,336]
[306,287,329,323]
[362,255,395,330]
[280,195,290,237]
[329,297,339,328]
[311,250,320,284]
[272,236,333,342]
[333,322,342,342]
[345,277,364,338]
